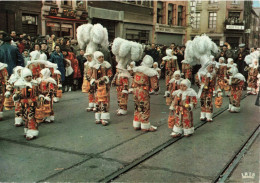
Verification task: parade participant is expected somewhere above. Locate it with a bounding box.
[215,57,227,95]
[181,60,192,81]
[13,68,39,140]
[150,62,161,95]
[111,67,130,115]
[82,52,96,112]
[246,59,259,95]
[127,61,135,94]
[225,67,245,113]
[90,51,113,126]
[0,63,9,120]
[37,68,57,123]
[166,70,183,106]
[132,55,159,132]
[169,79,197,137]
[197,60,217,122]
[5,66,23,126]
[161,49,179,98]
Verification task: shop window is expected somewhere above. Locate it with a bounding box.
[22,14,38,37]
[209,12,217,28]
[168,4,173,25]
[126,29,149,44]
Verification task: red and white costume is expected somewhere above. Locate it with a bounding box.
[13,68,39,140]
[132,55,159,131]
[0,63,8,120]
[90,51,113,126]
[170,79,197,137]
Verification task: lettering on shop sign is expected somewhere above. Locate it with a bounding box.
[226,25,245,30]
[156,27,185,34]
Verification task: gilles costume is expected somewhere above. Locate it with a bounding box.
[82,52,97,112]
[5,66,23,126]
[167,70,184,128]
[132,55,159,132]
[170,79,197,137]
[216,57,227,93]
[161,49,179,97]
[0,63,9,120]
[247,60,259,95]
[197,61,217,122]
[13,68,39,140]
[37,68,57,123]
[181,60,192,81]
[227,67,245,112]
[112,68,130,115]
[166,70,183,106]
[90,51,113,126]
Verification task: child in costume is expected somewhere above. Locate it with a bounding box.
[181,60,192,81]
[161,49,179,98]
[170,79,197,137]
[112,68,130,115]
[13,68,39,140]
[247,59,259,95]
[90,51,113,126]
[83,52,97,112]
[225,67,245,113]
[215,57,227,96]
[37,68,57,123]
[197,61,217,122]
[150,62,161,95]
[167,70,184,128]
[127,61,135,94]
[5,66,23,126]
[166,70,183,106]
[132,55,159,132]
[0,63,8,120]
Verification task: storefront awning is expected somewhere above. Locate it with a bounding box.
[45,15,88,22]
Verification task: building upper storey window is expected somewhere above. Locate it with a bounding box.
[157,1,163,24]
[192,12,200,29]
[209,0,217,4]
[61,0,72,6]
[231,0,239,4]
[209,12,217,28]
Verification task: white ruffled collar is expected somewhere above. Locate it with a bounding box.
[133,66,159,77]
[172,88,198,101]
[93,61,111,70]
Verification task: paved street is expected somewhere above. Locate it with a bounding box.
[0,80,259,182]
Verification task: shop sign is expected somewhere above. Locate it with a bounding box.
[226,25,244,30]
[49,7,59,16]
[47,22,60,27]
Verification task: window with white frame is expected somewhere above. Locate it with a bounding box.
[209,0,217,4]
[192,12,200,29]
[209,12,217,28]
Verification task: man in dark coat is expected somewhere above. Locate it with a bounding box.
[234,43,249,78]
[77,49,87,89]
[0,36,24,75]
[146,43,159,63]
[215,45,233,63]
[49,45,65,82]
